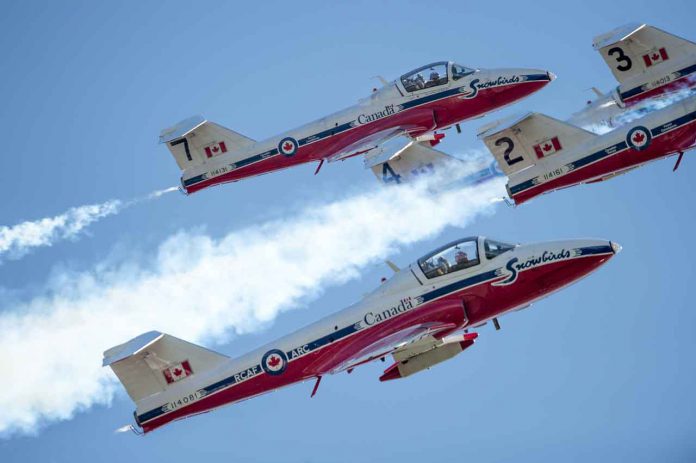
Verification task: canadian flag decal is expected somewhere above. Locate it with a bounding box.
[642,48,669,67]
[162,360,193,384]
[204,141,228,158]
[533,136,562,158]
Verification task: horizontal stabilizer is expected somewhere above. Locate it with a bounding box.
[103,331,164,366]
[159,116,207,144]
[478,113,596,176]
[103,331,228,403]
[593,22,645,50]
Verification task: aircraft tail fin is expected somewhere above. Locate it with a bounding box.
[593,23,696,84]
[364,140,462,184]
[478,113,596,176]
[103,331,228,404]
[159,116,256,170]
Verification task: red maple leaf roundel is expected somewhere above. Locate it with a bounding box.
[633,131,645,144]
[267,355,281,368]
[283,142,294,152]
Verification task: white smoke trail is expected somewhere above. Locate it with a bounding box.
[575,77,696,135]
[147,186,180,199]
[607,89,695,130]
[0,187,178,263]
[0,173,506,436]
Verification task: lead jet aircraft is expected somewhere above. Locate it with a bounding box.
[570,23,696,128]
[104,235,620,433]
[159,61,554,194]
[479,94,696,205]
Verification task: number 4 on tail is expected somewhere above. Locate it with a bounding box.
[382,163,402,184]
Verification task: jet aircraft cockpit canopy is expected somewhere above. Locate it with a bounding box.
[401,62,448,92]
[483,238,516,259]
[418,237,480,279]
[400,62,476,93]
[451,63,476,80]
[417,237,515,279]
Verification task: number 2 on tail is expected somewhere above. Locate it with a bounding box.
[495,137,523,166]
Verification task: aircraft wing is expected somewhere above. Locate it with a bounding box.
[325,128,403,163]
[326,107,439,164]
[308,298,476,377]
[326,322,458,374]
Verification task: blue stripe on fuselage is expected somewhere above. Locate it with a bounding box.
[619,63,696,101]
[418,269,500,303]
[575,245,614,256]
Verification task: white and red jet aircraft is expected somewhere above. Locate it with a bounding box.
[104,236,620,433]
[159,61,554,194]
[570,23,696,128]
[479,94,696,205]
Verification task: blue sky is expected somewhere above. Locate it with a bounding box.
[1,1,695,462]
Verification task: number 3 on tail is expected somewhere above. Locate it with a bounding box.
[607,46,632,72]
[382,162,402,184]
[495,137,523,166]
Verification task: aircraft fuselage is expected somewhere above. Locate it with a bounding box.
[133,237,618,433]
[509,94,696,204]
[181,66,552,193]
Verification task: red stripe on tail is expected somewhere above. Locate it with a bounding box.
[552,136,562,151]
[660,47,669,61]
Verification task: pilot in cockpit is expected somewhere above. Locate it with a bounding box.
[436,256,450,275]
[426,71,440,88]
[455,250,469,266]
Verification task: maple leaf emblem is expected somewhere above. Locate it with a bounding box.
[173,368,183,377]
[283,141,294,152]
[543,143,553,152]
[632,131,646,144]
[267,355,281,368]
[652,53,660,61]
[212,145,219,153]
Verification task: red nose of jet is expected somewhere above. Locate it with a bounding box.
[509,239,619,303]
[556,239,618,285]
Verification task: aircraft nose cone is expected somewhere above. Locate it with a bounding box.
[611,241,622,254]
[547,71,557,81]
